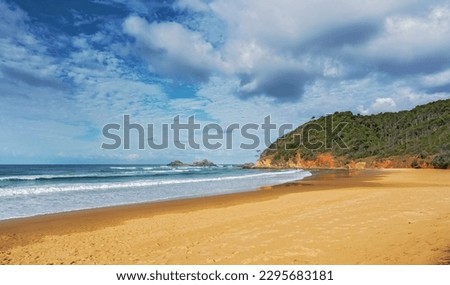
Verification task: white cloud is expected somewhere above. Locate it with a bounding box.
[174,0,211,12]
[0,1,28,37]
[421,68,450,87]
[179,0,424,99]
[2,0,450,164]
[372,97,396,112]
[91,0,156,15]
[120,1,450,102]
[211,0,412,50]
[356,5,450,61]
[123,16,227,81]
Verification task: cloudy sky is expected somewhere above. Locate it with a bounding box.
[1,0,449,164]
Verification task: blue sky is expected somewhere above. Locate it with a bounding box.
[1,0,449,164]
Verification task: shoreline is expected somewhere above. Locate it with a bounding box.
[0,166,310,221]
[1,168,449,264]
[0,168,320,223]
[0,169,352,242]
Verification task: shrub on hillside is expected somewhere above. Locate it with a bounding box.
[431,153,450,169]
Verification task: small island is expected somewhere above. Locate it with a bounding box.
[192,159,217,167]
[167,159,217,167]
[167,160,189,167]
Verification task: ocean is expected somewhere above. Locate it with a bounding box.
[0,164,311,220]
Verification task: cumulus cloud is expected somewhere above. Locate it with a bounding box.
[420,68,450,93]
[371,97,397,112]
[422,68,450,87]
[210,0,411,50]
[237,66,313,101]
[123,16,226,82]
[360,6,450,59]
[130,0,450,101]
[2,0,450,163]
[353,5,450,75]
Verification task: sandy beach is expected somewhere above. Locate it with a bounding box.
[0,169,449,265]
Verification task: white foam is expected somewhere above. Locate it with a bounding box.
[0,168,197,181]
[0,170,311,197]
[109,166,138,170]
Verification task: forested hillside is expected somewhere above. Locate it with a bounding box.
[257,99,450,169]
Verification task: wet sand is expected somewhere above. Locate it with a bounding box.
[1,169,449,264]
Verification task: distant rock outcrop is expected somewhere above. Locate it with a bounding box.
[167,160,188,167]
[192,159,217,167]
[167,159,217,167]
[240,162,255,169]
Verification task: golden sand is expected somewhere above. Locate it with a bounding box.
[1,169,449,264]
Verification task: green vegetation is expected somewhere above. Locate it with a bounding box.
[260,99,450,168]
[431,153,450,169]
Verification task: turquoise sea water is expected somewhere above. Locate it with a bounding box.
[0,164,311,220]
